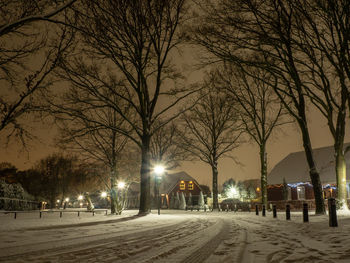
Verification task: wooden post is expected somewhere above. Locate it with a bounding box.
[40,211,42,218]
[262,205,266,217]
[255,205,259,215]
[286,204,291,220]
[273,205,277,218]
[303,203,308,223]
[78,211,80,217]
[14,212,17,219]
[328,198,338,227]
[60,211,62,218]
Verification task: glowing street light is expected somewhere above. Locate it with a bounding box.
[65,197,69,202]
[57,199,60,203]
[101,191,107,198]
[78,195,83,200]
[154,165,165,175]
[118,182,125,189]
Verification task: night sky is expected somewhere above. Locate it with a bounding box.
[1,26,349,188]
[1,84,349,188]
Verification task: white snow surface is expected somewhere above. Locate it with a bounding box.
[1,209,350,262]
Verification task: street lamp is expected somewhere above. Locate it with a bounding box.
[118,182,125,189]
[78,195,83,200]
[154,165,165,215]
[101,191,107,198]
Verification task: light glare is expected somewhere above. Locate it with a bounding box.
[118,182,125,189]
[154,165,165,175]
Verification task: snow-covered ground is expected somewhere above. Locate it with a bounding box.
[1,209,350,262]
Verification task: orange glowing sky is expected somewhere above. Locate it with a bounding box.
[1,46,350,188]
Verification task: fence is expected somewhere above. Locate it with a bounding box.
[0,209,109,219]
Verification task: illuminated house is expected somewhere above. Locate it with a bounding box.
[126,171,205,209]
[267,145,350,203]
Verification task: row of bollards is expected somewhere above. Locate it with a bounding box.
[255,198,338,227]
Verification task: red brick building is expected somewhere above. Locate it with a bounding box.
[267,145,350,208]
[126,171,206,209]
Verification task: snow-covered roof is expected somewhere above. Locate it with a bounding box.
[159,171,199,194]
[268,144,350,185]
[128,171,200,195]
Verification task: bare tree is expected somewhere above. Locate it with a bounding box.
[0,0,76,145]
[178,74,242,210]
[283,0,349,209]
[219,65,289,208]
[35,153,76,208]
[191,0,327,214]
[54,0,196,214]
[150,122,190,170]
[51,86,133,214]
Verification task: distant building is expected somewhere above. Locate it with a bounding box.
[267,145,350,203]
[126,171,206,209]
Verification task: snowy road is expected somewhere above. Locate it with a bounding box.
[1,210,350,262]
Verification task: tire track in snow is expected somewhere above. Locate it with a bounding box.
[0,217,193,261]
[0,217,212,262]
[178,218,230,263]
[233,215,338,263]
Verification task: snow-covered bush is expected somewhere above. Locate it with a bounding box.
[0,179,36,210]
[179,192,186,210]
[174,192,180,209]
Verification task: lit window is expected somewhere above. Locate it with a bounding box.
[297,186,305,200]
[188,181,194,190]
[180,180,185,190]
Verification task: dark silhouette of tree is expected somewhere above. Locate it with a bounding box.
[150,122,190,170]
[24,154,100,207]
[191,0,327,214]
[218,65,289,208]
[179,74,242,210]
[51,88,133,214]
[290,0,349,209]
[54,0,196,214]
[0,0,75,145]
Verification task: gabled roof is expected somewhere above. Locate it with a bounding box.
[268,144,350,185]
[159,171,199,194]
[127,171,201,195]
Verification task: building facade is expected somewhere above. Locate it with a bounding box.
[267,145,350,207]
[126,171,206,209]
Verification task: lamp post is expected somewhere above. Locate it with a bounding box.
[154,165,165,215]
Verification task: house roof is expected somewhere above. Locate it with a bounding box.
[159,171,199,194]
[268,144,350,185]
[127,171,201,195]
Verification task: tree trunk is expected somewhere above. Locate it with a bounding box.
[110,175,117,214]
[212,161,219,210]
[260,144,268,207]
[139,134,151,215]
[299,119,325,214]
[333,90,347,210]
[335,149,347,209]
